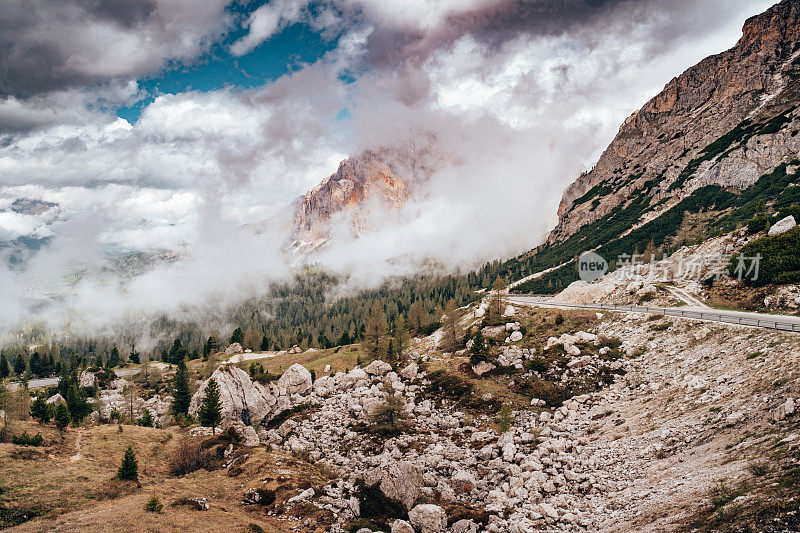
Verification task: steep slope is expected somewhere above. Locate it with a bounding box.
[287,137,441,254]
[550,0,800,243]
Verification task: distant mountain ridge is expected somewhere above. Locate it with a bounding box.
[287,136,443,254]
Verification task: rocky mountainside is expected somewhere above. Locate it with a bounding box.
[549,0,800,243]
[287,137,442,254]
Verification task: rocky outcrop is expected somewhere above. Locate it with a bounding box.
[276,363,313,397]
[288,137,442,253]
[549,0,800,243]
[769,215,797,235]
[189,365,281,426]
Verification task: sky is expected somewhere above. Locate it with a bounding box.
[0,0,779,338]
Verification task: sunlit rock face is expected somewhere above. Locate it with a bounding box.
[287,136,444,254]
[550,0,800,244]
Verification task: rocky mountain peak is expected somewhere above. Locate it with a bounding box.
[288,135,442,253]
[549,0,800,244]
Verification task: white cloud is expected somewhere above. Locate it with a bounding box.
[230,0,308,56]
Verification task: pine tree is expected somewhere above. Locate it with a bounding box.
[30,395,51,424]
[54,403,71,430]
[13,354,26,376]
[363,302,387,359]
[106,346,120,368]
[29,352,42,377]
[490,278,507,320]
[230,328,244,346]
[63,378,91,426]
[408,300,425,334]
[439,300,463,352]
[128,347,140,365]
[202,336,219,358]
[469,330,488,365]
[198,378,222,435]
[117,445,139,480]
[137,409,154,427]
[0,352,9,378]
[171,358,191,416]
[260,335,270,351]
[168,338,186,365]
[392,317,409,360]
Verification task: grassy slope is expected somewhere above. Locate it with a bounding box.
[0,422,330,532]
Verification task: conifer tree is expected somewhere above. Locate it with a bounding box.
[198,378,222,435]
[0,352,9,379]
[202,336,219,358]
[117,445,138,480]
[230,328,244,345]
[13,354,26,376]
[440,300,464,352]
[260,335,270,351]
[171,358,191,417]
[106,346,120,368]
[137,409,154,427]
[128,347,140,365]
[54,403,70,430]
[363,302,388,359]
[408,299,425,334]
[30,395,51,424]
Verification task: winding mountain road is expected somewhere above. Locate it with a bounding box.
[6,367,142,392]
[507,295,800,333]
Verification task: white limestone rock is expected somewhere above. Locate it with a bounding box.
[189,365,278,426]
[409,504,447,533]
[769,215,797,236]
[277,363,313,396]
[364,360,392,377]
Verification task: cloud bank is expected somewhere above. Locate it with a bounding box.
[0,0,778,340]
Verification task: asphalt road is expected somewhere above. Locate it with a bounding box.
[507,295,800,333]
[6,367,141,391]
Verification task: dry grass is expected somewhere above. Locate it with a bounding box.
[0,421,333,532]
[232,344,368,378]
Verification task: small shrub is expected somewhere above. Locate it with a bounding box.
[419,322,442,336]
[137,409,154,427]
[169,437,215,477]
[12,432,44,446]
[708,481,748,510]
[497,404,513,432]
[524,357,549,373]
[598,335,623,349]
[554,314,564,326]
[514,379,572,407]
[144,496,163,513]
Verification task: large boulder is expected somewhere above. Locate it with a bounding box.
[225,343,244,355]
[189,365,279,426]
[769,215,797,236]
[364,360,392,377]
[277,363,313,396]
[79,370,96,388]
[408,504,447,533]
[380,461,423,511]
[46,393,65,405]
[400,363,418,380]
[450,470,477,494]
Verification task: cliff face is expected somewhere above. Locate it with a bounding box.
[288,138,441,252]
[549,0,800,243]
